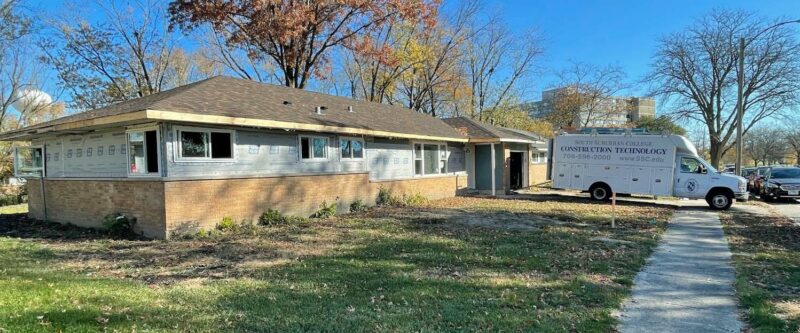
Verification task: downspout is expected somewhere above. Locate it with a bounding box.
[491,143,496,196]
[39,171,47,221]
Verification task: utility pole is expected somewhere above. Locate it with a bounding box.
[735,37,744,177]
[735,19,800,177]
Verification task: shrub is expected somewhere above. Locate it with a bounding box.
[349,199,369,213]
[102,213,136,237]
[285,215,309,224]
[217,217,235,231]
[377,186,392,206]
[0,193,25,206]
[314,201,337,218]
[403,193,428,206]
[259,209,286,226]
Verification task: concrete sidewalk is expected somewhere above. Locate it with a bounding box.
[617,209,743,333]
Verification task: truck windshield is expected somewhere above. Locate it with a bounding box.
[770,169,800,179]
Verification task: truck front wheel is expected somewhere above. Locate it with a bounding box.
[589,183,612,201]
[706,190,733,210]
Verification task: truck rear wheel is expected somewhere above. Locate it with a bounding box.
[706,190,733,210]
[589,183,612,201]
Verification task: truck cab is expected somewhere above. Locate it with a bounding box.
[673,155,748,209]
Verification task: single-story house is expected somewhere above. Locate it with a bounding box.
[2,76,474,238]
[442,117,548,195]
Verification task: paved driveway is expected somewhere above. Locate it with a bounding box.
[765,199,800,225]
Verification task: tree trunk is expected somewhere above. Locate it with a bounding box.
[709,136,723,169]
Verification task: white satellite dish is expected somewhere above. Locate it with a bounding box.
[11,89,52,113]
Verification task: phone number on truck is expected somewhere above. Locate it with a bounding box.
[561,153,612,161]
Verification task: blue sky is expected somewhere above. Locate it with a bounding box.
[481,0,800,101]
[27,0,800,116]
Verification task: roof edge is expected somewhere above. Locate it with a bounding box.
[0,109,468,143]
[146,110,467,142]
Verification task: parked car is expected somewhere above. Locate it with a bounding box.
[749,166,771,195]
[741,167,755,190]
[721,166,735,174]
[761,167,800,201]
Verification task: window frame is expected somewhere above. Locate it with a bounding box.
[173,125,236,163]
[679,156,706,175]
[339,136,365,160]
[298,135,330,161]
[126,126,162,177]
[14,145,45,178]
[412,141,448,177]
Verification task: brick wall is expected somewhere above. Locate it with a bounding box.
[25,173,464,239]
[163,173,465,237]
[26,178,167,238]
[529,164,548,186]
[368,174,467,201]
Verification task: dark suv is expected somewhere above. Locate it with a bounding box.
[761,167,800,202]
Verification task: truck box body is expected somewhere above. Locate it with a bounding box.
[550,133,748,209]
[552,134,694,196]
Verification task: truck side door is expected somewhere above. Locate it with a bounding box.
[674,156,709,198]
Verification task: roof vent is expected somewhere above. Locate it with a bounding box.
[283,101,291,105]
[347,105,354,113]
[315,106,328,115]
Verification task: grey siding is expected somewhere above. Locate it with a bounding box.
[164,124,366,178]
[367,138,413,180]
[38,129,128,178]
[447,143,466,173]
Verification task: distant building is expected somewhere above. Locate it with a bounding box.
[522,87,656,128]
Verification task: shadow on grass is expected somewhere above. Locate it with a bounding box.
[721,211,800,332]
[0,196,673,331]
[213,229,637,332]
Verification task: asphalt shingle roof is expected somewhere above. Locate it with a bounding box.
[442,117,544,143]
[4,76,464,140]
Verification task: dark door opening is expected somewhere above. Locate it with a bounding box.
[509,152,523,189]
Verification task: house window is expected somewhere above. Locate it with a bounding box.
[414,144,423,175]
[86,148,92,157]
[439,144,448,173]
[176,127,235,161]
[414,142,447,176]
[128,129,159,175]
[76,148,83,158]
[340,137,364,159]
[108,145,115,156]
[14,147,44,177]
[300,136,328,160]
[97,146,104,156]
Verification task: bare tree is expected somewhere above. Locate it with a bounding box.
[463,14,543,122]
[646,9,800,168]
[785,120,800,164]
[395,0,478,116]
[545,61,628,128]
[41,0,211,110]
[744,126,787,166]
[0,4,65,180]
[194,28,275,83]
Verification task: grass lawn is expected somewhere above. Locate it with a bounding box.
[0,203,28,214]
[721,209,800,332]
[0,196,673,332]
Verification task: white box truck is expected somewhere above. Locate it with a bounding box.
[550,133,748,210]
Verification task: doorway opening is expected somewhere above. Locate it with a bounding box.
[509,152,524,189]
